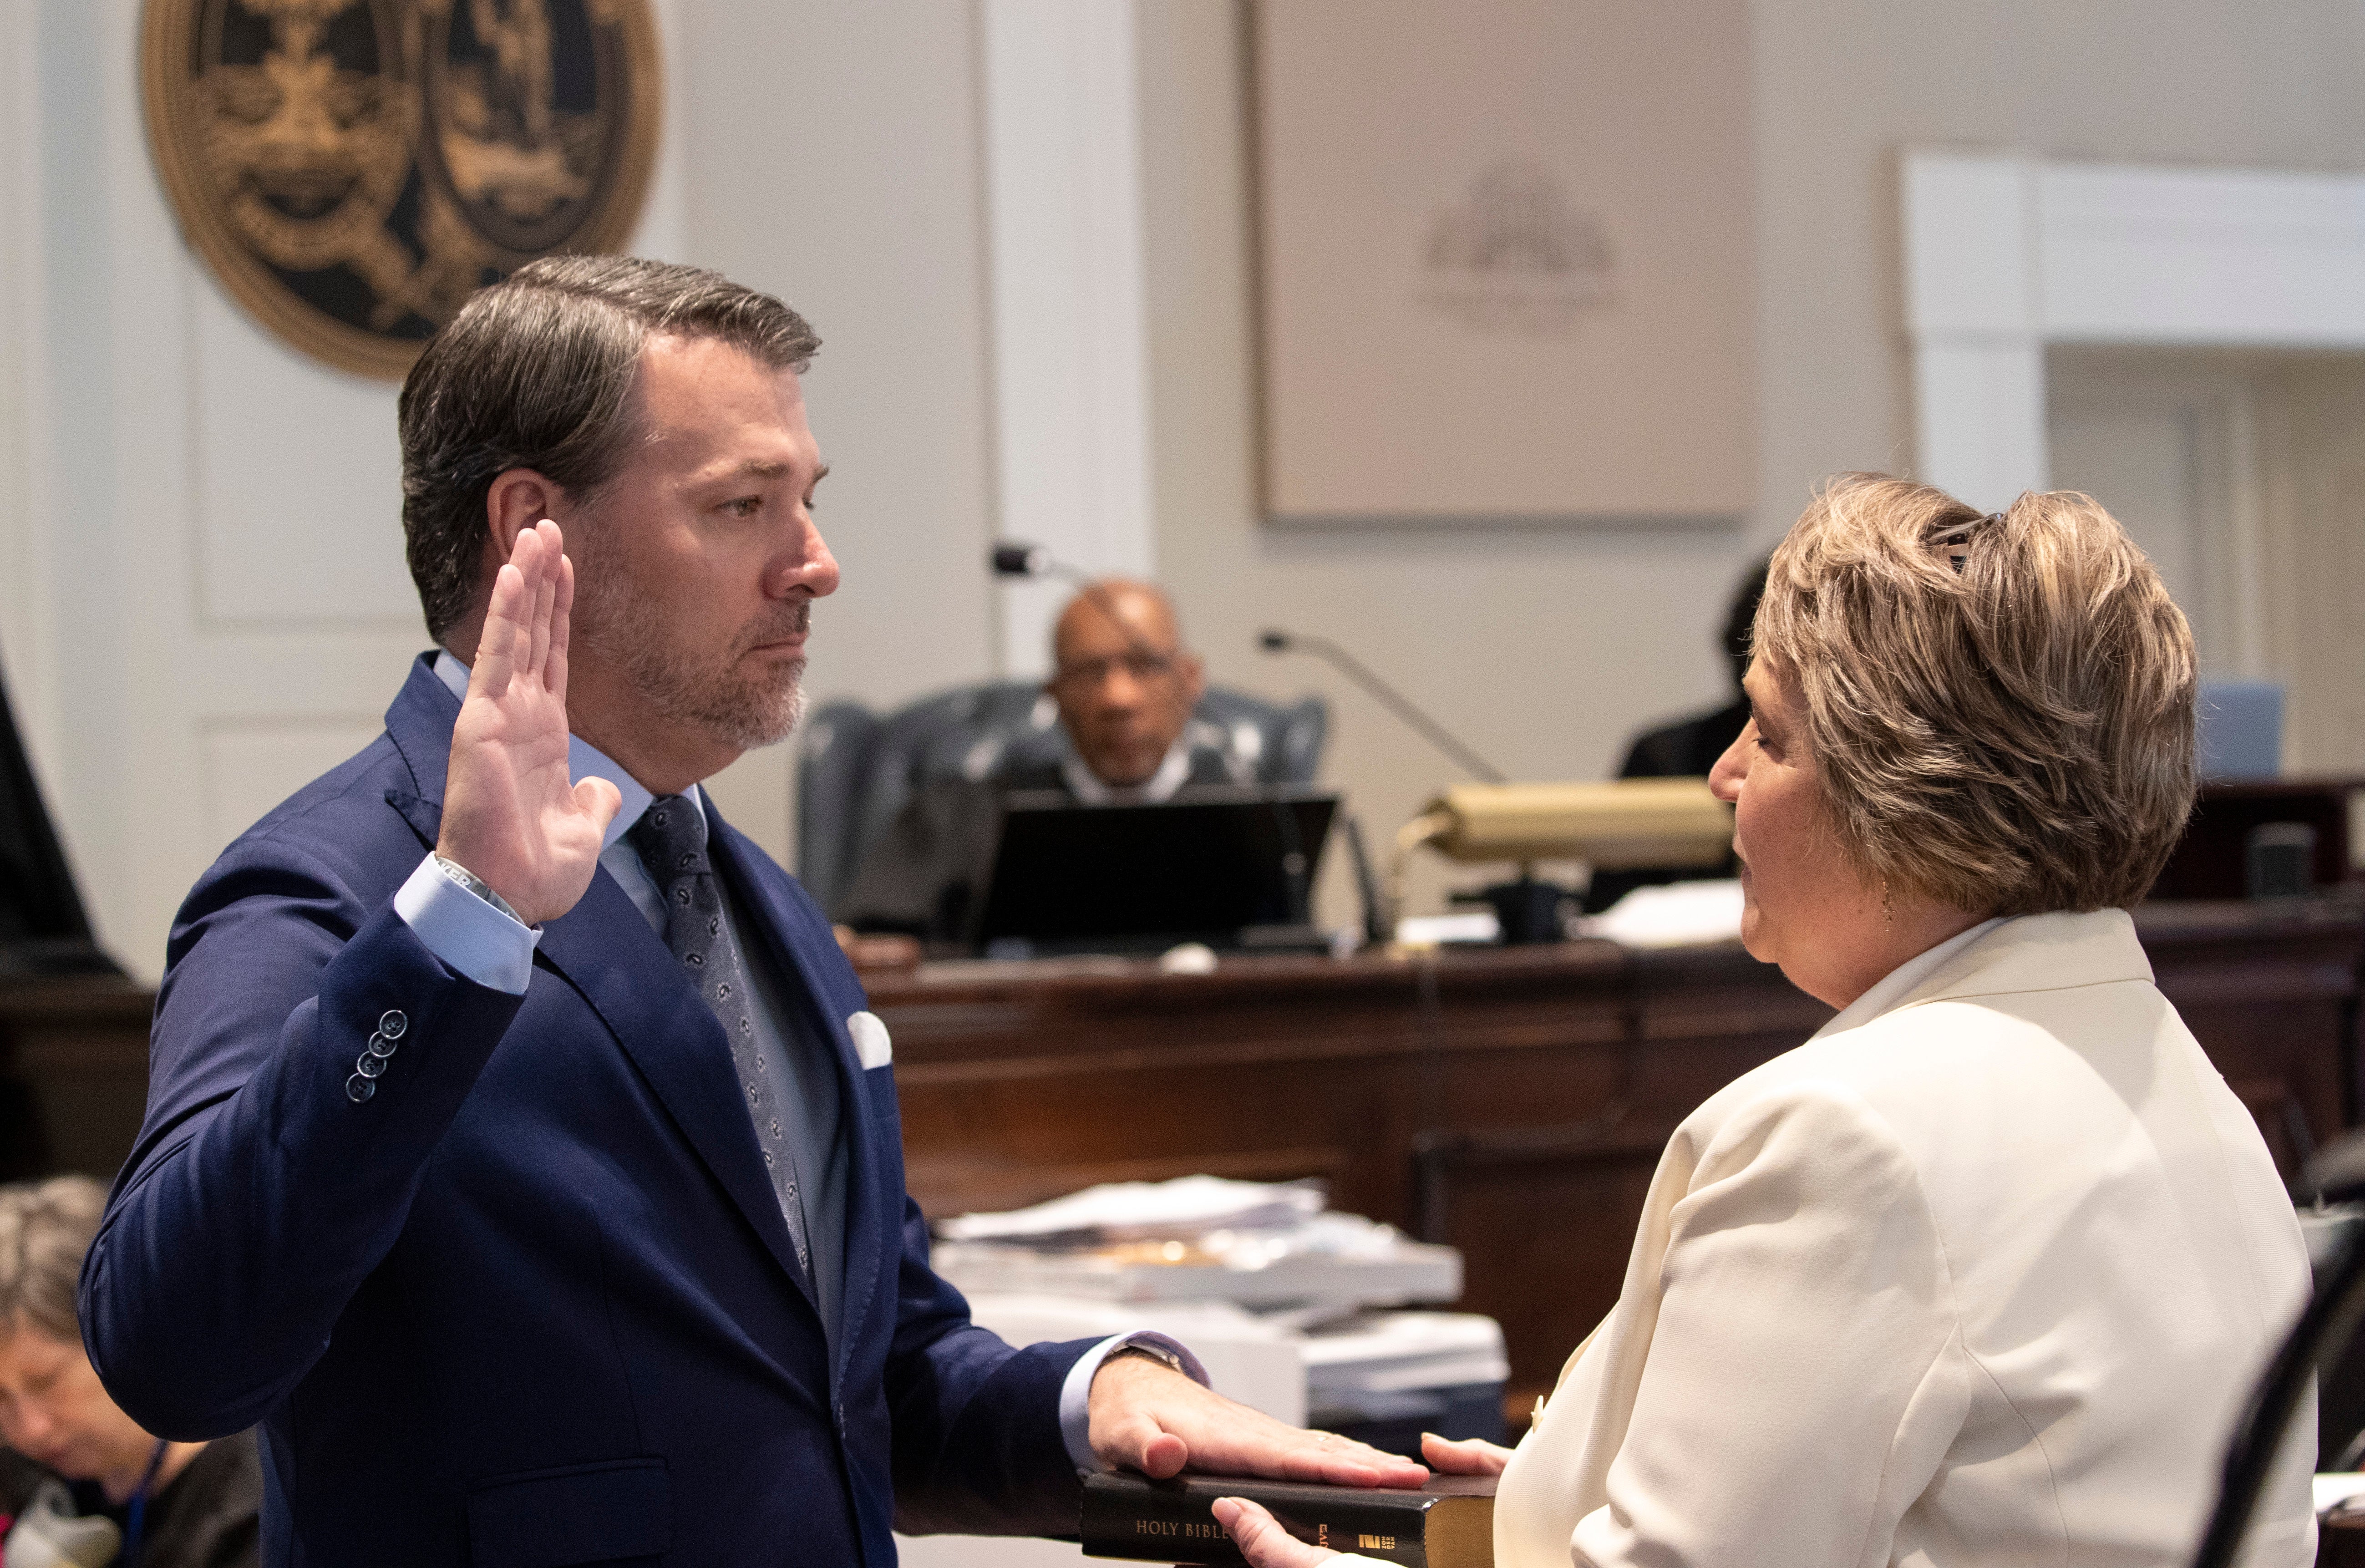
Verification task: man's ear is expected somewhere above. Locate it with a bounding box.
[1178,651,1207,707]
[483,468,568,564]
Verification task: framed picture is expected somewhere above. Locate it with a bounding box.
[1252,0,1756,524]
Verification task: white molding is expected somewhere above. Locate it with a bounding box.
[1908,340,2048,517]
[2038,166,2365,346]
[978,0,1155,677]
[1903,152,2038,340]
[1904,151,2365,508]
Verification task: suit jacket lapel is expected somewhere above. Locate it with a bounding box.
[384,653,461,807]
[707,814,886,1386]
[534,870,822,1311]
[377,655,820,1312]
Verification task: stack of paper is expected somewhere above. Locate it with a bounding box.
[932,1176,1463,1314]
[1580,878,1746,948]
[1300,1311,1509,1425]
[934,1175,1326,1247]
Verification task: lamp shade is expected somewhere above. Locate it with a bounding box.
[1419,780,1731,869]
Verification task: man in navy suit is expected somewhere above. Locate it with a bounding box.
[77,258,1419,1566]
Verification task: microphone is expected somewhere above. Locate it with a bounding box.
[991,542,1054,579]
[991,540,1102,590]
[989,542,1166,667]
[1260,628,1507,784]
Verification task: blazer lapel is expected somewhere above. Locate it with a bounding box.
[707,815,886,1388]
[383,653,462,807]
[534,870,822,1312]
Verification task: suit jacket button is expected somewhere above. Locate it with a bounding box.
[377,1009,409,1040]
[345,1074,376,1103]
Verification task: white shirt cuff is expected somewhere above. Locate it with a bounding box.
[1058,1331,1211,1473]
[393,853,541,995]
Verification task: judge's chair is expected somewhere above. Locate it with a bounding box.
[795,682,1328,918]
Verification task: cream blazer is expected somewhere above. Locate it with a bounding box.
[1335,910,2316,1568]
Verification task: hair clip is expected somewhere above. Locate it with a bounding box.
[1930,511,2005,574]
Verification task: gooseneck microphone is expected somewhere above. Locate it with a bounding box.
[990,542,1168,668]
[991,542,1069,582]
[1259,629,1507,784]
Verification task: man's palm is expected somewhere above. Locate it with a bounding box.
[437,521,620,924]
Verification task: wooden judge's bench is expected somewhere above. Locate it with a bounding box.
[5,901,2361,1407]
[865,899,2362,1399]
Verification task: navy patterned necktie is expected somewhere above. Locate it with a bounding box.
[629,795,812,1284]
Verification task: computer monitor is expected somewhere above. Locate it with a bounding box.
[970,787,1339,955]
[2197,680,2283,781]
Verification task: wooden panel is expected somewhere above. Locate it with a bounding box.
[873,903,2363,1401]
[0,974,154,1181]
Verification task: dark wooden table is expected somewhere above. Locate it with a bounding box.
[8,902,2360,1404]
[0,972,155,1182]
[869,901,2364,1398]
[2324,1509,2365,1566]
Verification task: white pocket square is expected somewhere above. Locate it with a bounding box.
[848,1010,893,1070]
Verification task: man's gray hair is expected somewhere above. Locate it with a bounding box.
[0,1175,104,1342]
[398,256,822,642]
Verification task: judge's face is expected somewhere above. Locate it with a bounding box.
[1048,588,1204,787]
[565,334,839,774]
[0,1318,151,1483]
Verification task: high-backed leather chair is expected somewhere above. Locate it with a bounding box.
[795,682,1328,918]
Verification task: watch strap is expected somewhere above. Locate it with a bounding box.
[1104,1341,1188,1377]
[434,854,525,926]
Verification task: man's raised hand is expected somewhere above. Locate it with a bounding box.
[436,521,621,925]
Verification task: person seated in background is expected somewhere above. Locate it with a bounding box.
[0,1177,259,1568]
[842,579,1253,939]
[1218,475,2315,1567]
[1582,558,1765,912]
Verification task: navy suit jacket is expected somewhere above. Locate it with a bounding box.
[80,657,1091,1567]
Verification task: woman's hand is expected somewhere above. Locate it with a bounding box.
[1421,1431,1512,1475]
[1212,1431,1514,1566]
[1211,1497,1337,1567]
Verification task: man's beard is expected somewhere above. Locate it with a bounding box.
[576,575,811,752]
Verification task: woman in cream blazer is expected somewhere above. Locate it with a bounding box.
[1219,477,2315,1567]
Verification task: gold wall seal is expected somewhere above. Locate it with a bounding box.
[142,0,660,379]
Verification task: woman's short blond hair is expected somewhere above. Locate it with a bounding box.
[1752,473,2197,916]
[0,1175,105,1343]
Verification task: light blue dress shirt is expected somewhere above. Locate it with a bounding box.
[391,653,1201,1466]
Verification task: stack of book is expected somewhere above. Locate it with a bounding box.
[1302,1311,1510,1452]
[932,1176,1462,1315]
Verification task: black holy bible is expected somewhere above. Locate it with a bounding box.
[1079,1471,1495,1567]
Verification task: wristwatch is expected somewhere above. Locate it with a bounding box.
[1103,1340,1187,1377]
[434,854,526,926]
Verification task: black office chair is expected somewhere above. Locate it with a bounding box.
[794,680,1327,917]
[2193,1132,2365,1566]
